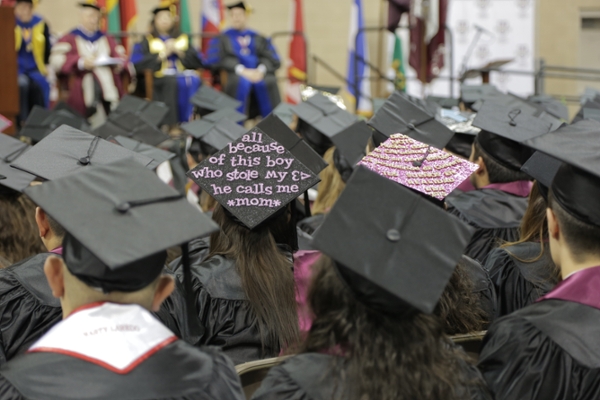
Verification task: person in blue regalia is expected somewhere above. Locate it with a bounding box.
[206,1,281,119]
[14,0,51,125]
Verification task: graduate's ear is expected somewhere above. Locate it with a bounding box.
[35,207,50,239]
[151,275,175,312]
[547,207,560,241]
[44,256,66,299]
[475,156,486,175]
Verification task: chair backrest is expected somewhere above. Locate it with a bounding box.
[450,330,487,361]
[236,356,290,399]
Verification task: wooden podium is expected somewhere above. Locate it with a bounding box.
[0,6,18,135]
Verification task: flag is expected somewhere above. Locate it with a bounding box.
[387,0,410,32]
[387,32,406,92]
[119,0,137,52]
[201,0,224,55]
[347,0,372,115]
[285,0,307,104]
[105,0,121,34]
[179,0,192,35]
[409,0,448,83]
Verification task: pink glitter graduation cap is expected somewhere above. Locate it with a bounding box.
[359,133,479,200]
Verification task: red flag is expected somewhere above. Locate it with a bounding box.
[119,0,137,52]
[285,0,306,104]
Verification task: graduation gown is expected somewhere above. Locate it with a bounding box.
[0,303,244,400]
[297,214,326,236]
[484,242,558,319]
[446,182,530,263]
[171,241,290,365]
[251,352,492,400]
[131,34,203,125]
[50,28,125,117]
[478,266,600,400]
[206,29,281,118]
[461,255,497,322]
[0,252,200,365]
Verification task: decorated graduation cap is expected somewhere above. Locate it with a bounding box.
[11,125,154,181]
[312,166,474,315]
[360,133,479,201]
[191,86,242,117]
[473,101,553,171]
[331,121,372,183]
[107,136,176,170]
[0,134,34,194]
[93,111,169,146]
[182,118,246,157]
[187,115,323,229]
[368,91,454,149]
[438,109,480,159]
[24,159,218,333]
[292,93,358,156]
[111,95,169,127]
[78,0,101,10]
[520,151,562,200]
[203,108,247,124]
[20,106,90,143]
[523,119,600,227]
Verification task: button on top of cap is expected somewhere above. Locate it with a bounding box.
[386,229,401,242]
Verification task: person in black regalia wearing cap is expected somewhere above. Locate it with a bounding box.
[478,119,600,400]
[445,102,552,263]
[131,1,204,126]
[0,160,245,400]
[178,115,325,365]
[484,151,561,319]
[251,166,491,400]
[206,1,281,119]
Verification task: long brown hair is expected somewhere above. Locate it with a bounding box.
[312,147,346,215]
[207,204,299,351]
[300,255,480,400]
[435,258,487,335]
[0,193,45,266]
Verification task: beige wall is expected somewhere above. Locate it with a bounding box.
[536,0,600,116]
[36,0,387,98]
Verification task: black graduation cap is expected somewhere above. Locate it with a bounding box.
[271,102,295,126]
[292,93,358,155]
[523,119,600,227]
[426,96,460,109]
[527,95,569,121]
[53,101,84,117]
[572,100,600,124]
[226,1,248,10]
[438,110,479,158]
[78,0,101,10]
[520,151,562,200]
[191,86,242,116]
[202,108,247,124]
[473,101,552,171]
[583,108,600,122]
[331,121,372,182]
[368,91,454,150]
[460,84,502,106]
[20,106,90,142]
[107,136,176,170]
[93,111,169,146]
[11,125,154,181]
[0,134,34,194]
[182,118,247,157]
[312,166,474,315]
[188,115,322,229]
[111,95,169,127]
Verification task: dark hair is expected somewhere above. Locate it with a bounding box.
[150,14,182,38]
[548,190,600,260]
[472,141,530,184]
[300,255,477,400]
[47,215,66,240]
[0,193,45,265]
[435,258,487,335]
[207,204,299,352]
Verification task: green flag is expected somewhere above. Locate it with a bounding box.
[106,0,121,35]
[392,34,406,92]
[179,0,192,35]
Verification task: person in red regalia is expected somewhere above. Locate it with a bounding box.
[49,0,126,118]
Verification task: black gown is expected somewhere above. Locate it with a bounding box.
[171,244,287,365]
[478,299,600,400]
[251,351,492,400]
[446,189,528,263]
[0,253,200,364]
[484,242,558,319]
[0,340,244,400]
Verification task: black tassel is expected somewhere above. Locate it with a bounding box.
[181,243,204,337]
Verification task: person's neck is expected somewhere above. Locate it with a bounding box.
[43,235,63,253]
[78,25,97,35]
[157,29,170,37]
[559,252,600,280]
